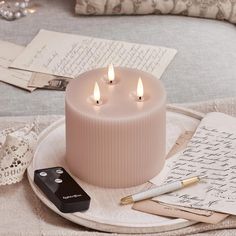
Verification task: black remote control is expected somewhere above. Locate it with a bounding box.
[34,167,91,213]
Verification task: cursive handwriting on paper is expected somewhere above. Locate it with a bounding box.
[154,113,236,215]
[11,30,177,79]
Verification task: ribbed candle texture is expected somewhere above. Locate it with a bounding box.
[65,67,166,188]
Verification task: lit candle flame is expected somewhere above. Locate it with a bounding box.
[108,63,115,83]
[137,77,144,100]
[93,82,101,104]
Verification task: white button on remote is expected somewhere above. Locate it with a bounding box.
[55,178,63,183]
[56,169,63,174]
[40,172,47,177]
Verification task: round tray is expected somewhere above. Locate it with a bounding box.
[27,106,203,234]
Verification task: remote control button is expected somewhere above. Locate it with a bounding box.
[55,178,63,183]
[39,172,47,177]
[56,169,63,174]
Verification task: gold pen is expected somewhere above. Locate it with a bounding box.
[120,175,207,205]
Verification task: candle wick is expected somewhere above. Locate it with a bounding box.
[139,96,142,101]
[96,100,99,104]
[109,80,113,84]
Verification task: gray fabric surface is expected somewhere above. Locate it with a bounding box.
[0,0,236,116]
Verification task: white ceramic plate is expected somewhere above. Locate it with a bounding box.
[27,107,203,234]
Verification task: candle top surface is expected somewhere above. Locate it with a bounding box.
[66,67,166,120]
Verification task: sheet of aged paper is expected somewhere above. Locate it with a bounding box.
[134,131,228,224]
[11,30,177,79]
[133,200,228,224]
[0,40,34,91]
[151,112,236,216]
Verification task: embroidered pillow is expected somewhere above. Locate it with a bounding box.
[75,0,236,24]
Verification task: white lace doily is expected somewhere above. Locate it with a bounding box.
[0,122,38,185]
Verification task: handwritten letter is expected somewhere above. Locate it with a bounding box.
[152,112,236,215]
[0,40,34,91]
[11,30,177,79]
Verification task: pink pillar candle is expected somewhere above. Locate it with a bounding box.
[65,67,166,188]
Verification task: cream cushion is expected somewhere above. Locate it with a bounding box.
[75,0,236,24]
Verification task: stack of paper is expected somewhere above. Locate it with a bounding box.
[0,41,34,91]
[134,112,236,224]
[0,29,177,91]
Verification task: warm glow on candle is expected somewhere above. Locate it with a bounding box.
[94,82,100,104]
[137,77,144,100]
[108,63,115,83]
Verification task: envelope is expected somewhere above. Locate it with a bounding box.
[132,200,228,224]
